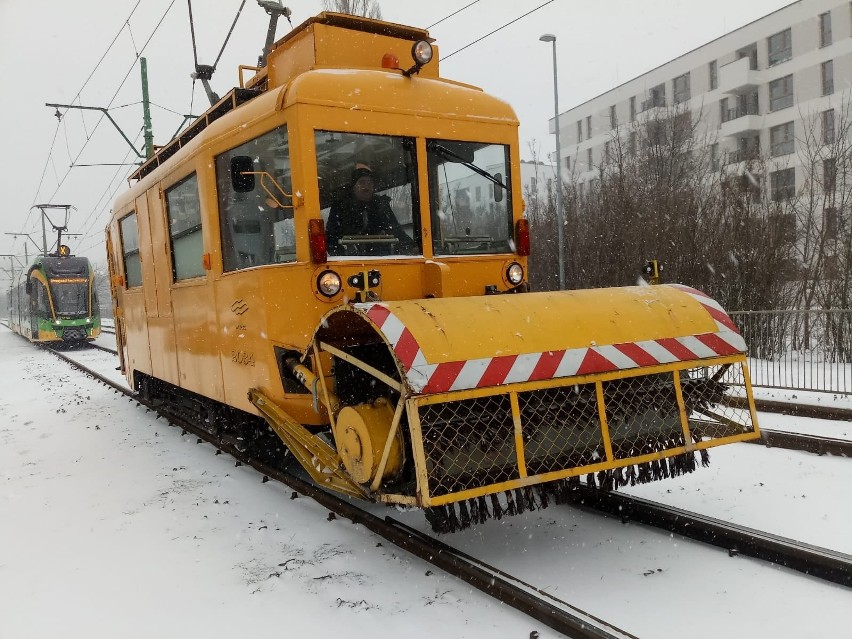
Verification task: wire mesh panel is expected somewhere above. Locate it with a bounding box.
[601,374,686,460]
[415,360,758,502]
[683,363,758,440]
[518,384,604,475]
[418,393,518,497]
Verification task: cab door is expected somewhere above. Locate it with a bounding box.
[143,187,180,385]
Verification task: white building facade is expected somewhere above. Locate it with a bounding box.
[553,0,851,202]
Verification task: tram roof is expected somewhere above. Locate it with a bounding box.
[126,13,513,185]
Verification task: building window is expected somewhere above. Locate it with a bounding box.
[770,122,795,157]
[577,120,583,143]
[673,73,690,104]
[823,109,835,144]
[769,74,794,111]
[824,158,836,192]
[821,60,834,95]
[629,96,636,121]
[604,141,611,161]
[824,207,838,239]
[709,60,718,90]
[819,11,832,47]
[736,135,761,162]
[768,28,792,66]
[586,115,592,139]
[720,97,729,122]
[737,44,758,70]
[529,177,536,191]
[610,105,617,129]
[726,174,762,203]
[770,212,796,243]
[587,147,593,169]
[475,185,482,202]
[565,156,571,172]
[643,84,666,110]
[710,143,719,171]
[824,253,839,278]
[771,167,796,201]
[629,131,638,156]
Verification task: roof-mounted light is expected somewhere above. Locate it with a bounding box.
[412,40,433,65]
[403,40,433,77]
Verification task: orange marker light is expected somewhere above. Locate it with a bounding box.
[516,219,530,256]
[382,53,400,69]
[309,219,328,263]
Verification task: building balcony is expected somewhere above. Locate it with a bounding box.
[723,148,761,167]
[720,108,762,138]
[719,56,762,94]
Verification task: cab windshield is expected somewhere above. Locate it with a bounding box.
[315,130,420,258]
[427,140,513,256]
[50,280,89,317]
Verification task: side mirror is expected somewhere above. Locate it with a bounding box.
[493,173,504,203]
[231,156,255,192]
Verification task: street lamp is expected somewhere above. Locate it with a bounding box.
[539,33,565,290]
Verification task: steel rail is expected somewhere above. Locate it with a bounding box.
[751,428,852,457]
[729,395,852,422]
[571,487,852,588]
[44,345,639,639]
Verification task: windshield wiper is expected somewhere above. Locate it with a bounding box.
[428,142,507,191]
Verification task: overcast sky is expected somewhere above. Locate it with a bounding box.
[0,0,792,274]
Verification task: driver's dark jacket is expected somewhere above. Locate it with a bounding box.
[326,194,415,255]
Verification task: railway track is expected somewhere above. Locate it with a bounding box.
[45,344,852,597]
[44,344,639,639]
[570,487,852,588]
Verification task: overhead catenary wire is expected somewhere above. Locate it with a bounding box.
[18,0,145,244]
[426,0,481,29]
[442,0,557,60]
[29,0,178,239]
[188,0,247,73]
[20,1,555,262]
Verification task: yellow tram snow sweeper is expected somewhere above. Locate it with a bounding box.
[106,10,760,532]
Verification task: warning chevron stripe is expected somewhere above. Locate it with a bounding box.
[358,290,746,394]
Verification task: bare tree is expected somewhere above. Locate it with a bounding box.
[523,141,561,291]
[322,0,382,19]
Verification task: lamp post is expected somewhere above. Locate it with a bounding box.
[539,33,565,290]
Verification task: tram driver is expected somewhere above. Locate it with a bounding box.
[325,163,416,256]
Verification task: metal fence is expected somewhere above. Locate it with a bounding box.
[726,309,852,395]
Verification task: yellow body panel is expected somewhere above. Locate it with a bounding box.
[372,285,718,363]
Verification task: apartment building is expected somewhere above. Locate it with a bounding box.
[553,0,850,202]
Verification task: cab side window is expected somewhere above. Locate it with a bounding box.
[35,280,50,315]
[119,213,143,288]
[165,173,205,281]
[215,125,293,272]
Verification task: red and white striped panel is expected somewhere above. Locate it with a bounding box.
[358,291,746,395]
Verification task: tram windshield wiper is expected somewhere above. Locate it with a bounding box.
[427,142,507,191]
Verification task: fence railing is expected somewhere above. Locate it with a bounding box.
[725,309,852,395]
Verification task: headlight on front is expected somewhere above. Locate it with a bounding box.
[506,262,524,285]
[317,270,342,297]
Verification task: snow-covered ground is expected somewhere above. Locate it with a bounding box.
[2,326,850,639]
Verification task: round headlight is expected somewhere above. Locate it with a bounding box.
[412,40,433,66]
[506,262,524,285]
[317,270,342,297]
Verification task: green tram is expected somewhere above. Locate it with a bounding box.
[8,248,101,343]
